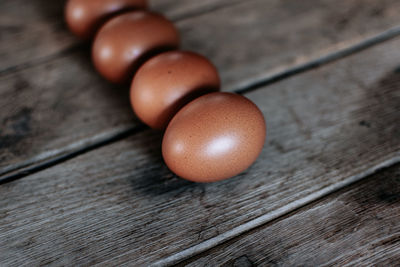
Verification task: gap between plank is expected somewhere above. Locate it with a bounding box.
[235,25,400,94]
[167,0,245,22]
[0,125,146,184]
[148,155,400,267]
[1,25,400,184]
[0,43,86,76]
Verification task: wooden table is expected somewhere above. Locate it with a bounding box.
[1,0,399,266]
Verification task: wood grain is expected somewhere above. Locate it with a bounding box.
[0,0,239,73]
[183,164,400,267]
[1,36,399,266]
[2,0,400,178]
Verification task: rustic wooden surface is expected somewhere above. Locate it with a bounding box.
[2,0,400,179]
[183,164,400,266]
[2,31,400,267]
[1,0,400,266]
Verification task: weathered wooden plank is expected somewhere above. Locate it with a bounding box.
[2,0,400,178]
[184,164,400,266]
[0,0,238,73]
[0,0,241,176]
[1,36,399,266]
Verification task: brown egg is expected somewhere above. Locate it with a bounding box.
[65,0,147,40]
[162,92,266,183]
[92,11,179,84]
[130,51,220,130]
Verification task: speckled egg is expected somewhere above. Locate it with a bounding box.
[92,11,179,84]
[65,0,147,40]
[130,51,220,130]
[162,92,266,183]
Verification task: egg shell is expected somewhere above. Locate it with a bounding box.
[162,92,266,183]
[130,51,220,130]
[92,11,179,84]
[65,0,147,40]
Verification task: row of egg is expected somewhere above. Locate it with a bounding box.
[65,0,266,182]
